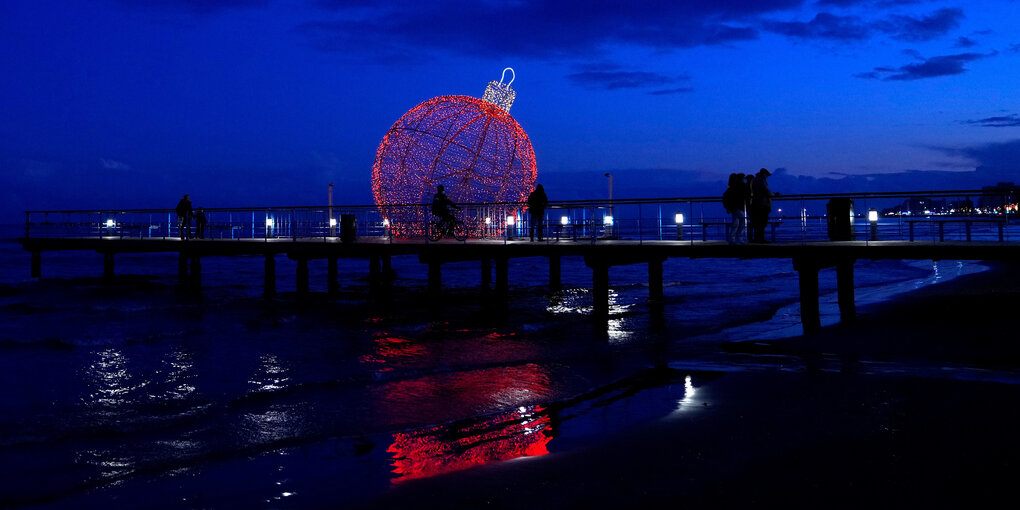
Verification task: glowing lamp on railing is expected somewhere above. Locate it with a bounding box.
[506,215,515,226]
[675,213,684,240]
[105,219,116,228]
[868,208,878,241]
[603,215,614,226]
[674,213,684,224]
[561,216,569,226]
[382,218,390,228]
[484,217,491,225]
[265,218,274,228]
[329,218,337,227]
[868,210,878,223]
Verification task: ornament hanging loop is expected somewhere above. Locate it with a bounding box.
[499,68,515,87]
[482,67,518,113]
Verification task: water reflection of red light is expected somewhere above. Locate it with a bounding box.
[359,336,429,369]
[388,405,552,483]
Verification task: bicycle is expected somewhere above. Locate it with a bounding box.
[428,217,467,241]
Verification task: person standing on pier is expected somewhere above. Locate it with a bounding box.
[749,168,775,243]
[723,174,747,245]
[194,207,207,239]
[527,183,548,242]
[176,194,193,240]
[431,185,459,234]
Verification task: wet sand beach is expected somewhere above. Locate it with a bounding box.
[365,261,1020,508]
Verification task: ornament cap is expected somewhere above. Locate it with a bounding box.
[482,67,517,112]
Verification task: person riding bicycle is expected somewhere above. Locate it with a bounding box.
[431,185,460,234]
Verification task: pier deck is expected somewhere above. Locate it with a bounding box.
[19,235,1020,335]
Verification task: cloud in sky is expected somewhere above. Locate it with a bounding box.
[939,139,1020,172]
[99,158,131,171]
[565,68,690,91]
[963,114,1020,127]
[855,51,994,80]
[763,7,962,42]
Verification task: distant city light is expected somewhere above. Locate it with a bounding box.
[561,215,569,226]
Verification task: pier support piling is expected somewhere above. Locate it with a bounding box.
[296,258,309,295]
[549,255,561,291]
[178,253,189,284]
[648,258,664,301]
[836,260,856,323]
[190,256,201,289]
[328,257,338,296]
[370,256,382,292]
[794,258,821,334]
[103,253,114,282]
[428,261,441,295]
[30,251,40,278]
[495,257,509,297]
[264,254,276,297]
[481,258,491,291]
[591,262,610,319]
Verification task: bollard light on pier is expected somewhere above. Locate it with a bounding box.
[675,213,684,240]
[506,215,515,226]
[329,218,337,227]
[506,215,515,240]
[603,215,614,226]
[105,219,116,228]
[484,217,491,225]
[561,215,569,226]
[265,217,274,227]
[868,209,878,240]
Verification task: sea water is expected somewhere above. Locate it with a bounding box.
[0,225,982,508]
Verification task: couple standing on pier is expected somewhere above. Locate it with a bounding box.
[724,168,776,244]
[176,194,208,239]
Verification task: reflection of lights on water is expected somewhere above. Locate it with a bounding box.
[543,289,633,342]
[249,353,290,392]
[673,375,699,413]
[85,348,147,406]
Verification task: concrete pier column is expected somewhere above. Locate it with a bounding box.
[369,256,381,291]
[591,262,610,319]
[190,256,202,289]
[481,258,491,290]
[30,251,40,278]
[264,254,276,297]
[103,253,115,282]
[327,257,338,295]
[428,261,441,294]
[794,258,821,334]
[648,258,664,301]
[836,260,856,323]
[178,253,189,284]
[296,258,309,295]
[495,257,509,296]
[549,255,561,291]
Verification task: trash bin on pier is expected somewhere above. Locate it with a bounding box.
[340,214,357,243]
[826,198,855,241]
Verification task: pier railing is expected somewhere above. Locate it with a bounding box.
[22,189,1018,243]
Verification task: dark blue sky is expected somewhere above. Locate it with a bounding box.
[2,0,1019,217]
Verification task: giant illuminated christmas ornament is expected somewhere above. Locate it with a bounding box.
[371,68,537,237]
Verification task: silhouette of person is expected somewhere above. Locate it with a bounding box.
[194,207,207,239]
[431,185,459,233]
[749,168,776,243]
[723,173,747,244]
[175,194,193,240]
[527,184,548,241]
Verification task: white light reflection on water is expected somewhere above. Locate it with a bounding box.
[248,353,291,393]
[83,348,147,407]
[672,375,700,414]
[162,348,196,400]
[545,288,633,343]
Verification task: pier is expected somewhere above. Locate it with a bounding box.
[19,190,1020,334]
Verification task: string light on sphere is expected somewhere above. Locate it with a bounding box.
[372,68,537,237]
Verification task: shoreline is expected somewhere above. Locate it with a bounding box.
[360,260,1020,508]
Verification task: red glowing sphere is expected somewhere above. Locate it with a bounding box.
[372,95,537,236]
